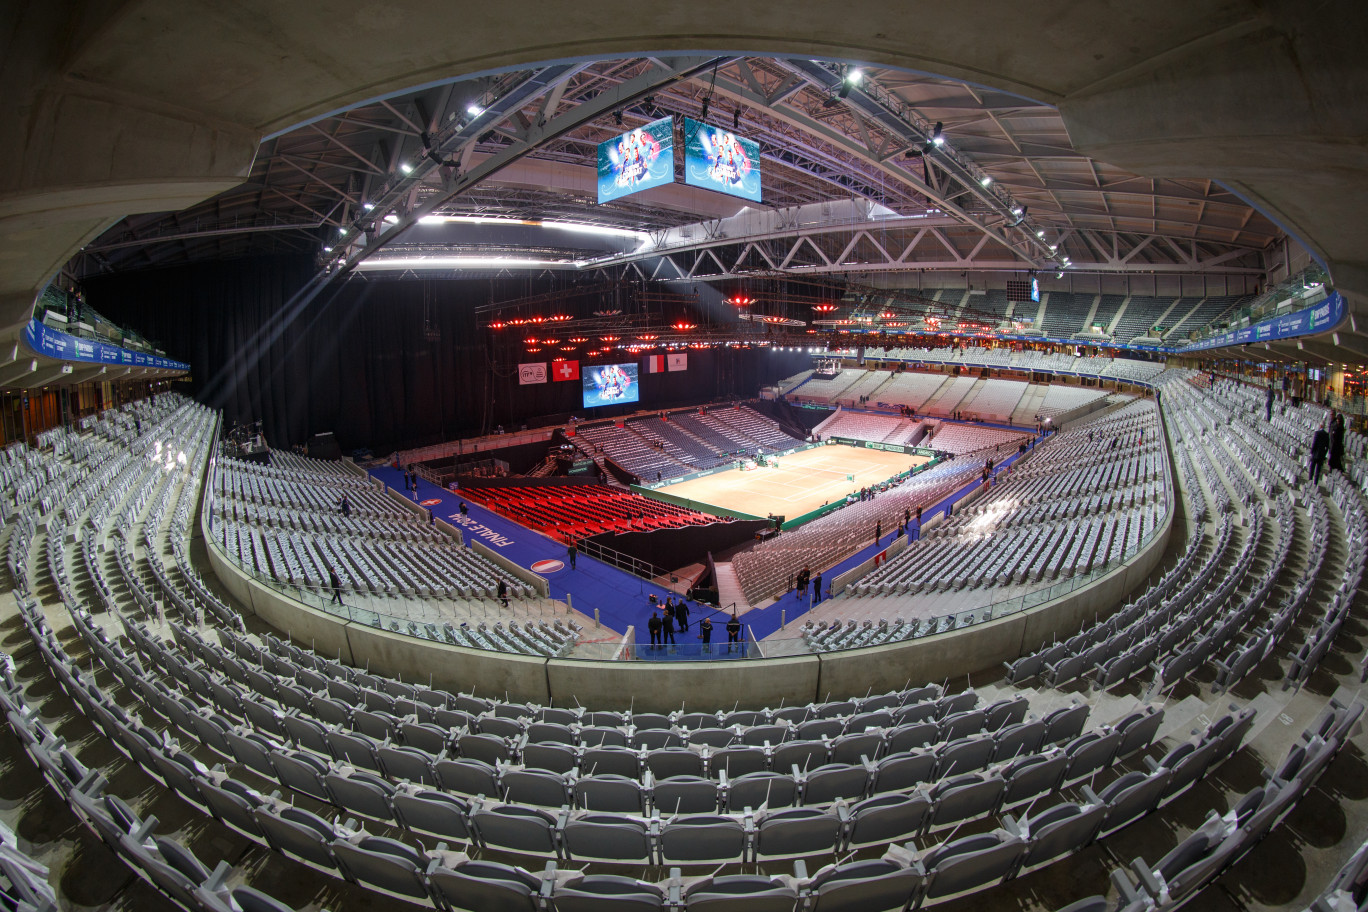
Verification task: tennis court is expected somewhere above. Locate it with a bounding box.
[654,443,934,522]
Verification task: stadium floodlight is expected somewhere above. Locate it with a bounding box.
[979,175,993,187]
[362,202,375,211]
[846,68,862,84]
[399,162,413,174]
[466,104,483,116]
[931,122,944,145]
[1036,230,1046,238]
[337,226,347,235]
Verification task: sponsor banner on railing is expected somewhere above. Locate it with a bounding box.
[1180,291,1344,352]
[22,317,189,371]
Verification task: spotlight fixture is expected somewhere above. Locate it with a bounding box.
[931,122,944,146]
[613,109,623,126]
[979,175,993,187]
[838,81,852,100]
[823,94,841,108]
[733,108,741,130]
[362,202,375,211]
[641,95,656,116]
[700,96,710,121]
[846,67,862,85]
[400,162,413,174]
[466,103,483,117]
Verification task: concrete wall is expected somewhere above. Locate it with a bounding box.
[546,654,822,713]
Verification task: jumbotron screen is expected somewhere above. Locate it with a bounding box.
[596,116,675,204]
[683,117,762,202]
[582,362,640,408]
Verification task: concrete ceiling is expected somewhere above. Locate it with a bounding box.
[4,0,1367,364]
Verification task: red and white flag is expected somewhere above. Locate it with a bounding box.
[644,354,666,373]
[551,359,580,381]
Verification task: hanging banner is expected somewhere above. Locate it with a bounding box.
[518,362,548,384]
[551,359,580,381]
[667,352,688,371]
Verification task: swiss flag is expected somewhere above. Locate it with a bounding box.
[552,359,580,381]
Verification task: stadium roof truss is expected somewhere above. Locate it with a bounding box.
[69,56,1280,290]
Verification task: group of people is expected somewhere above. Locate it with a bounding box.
[794,565,824,604]
[643,594,743,651]
[1309,412,1348,484]
[645,594,690,645]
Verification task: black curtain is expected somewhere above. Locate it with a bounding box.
[84,257,815,454]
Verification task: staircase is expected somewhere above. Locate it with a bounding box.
[1011,385,1050,426]
[932,377,984,416]
[527,456,557,477]
[713,561,749,611]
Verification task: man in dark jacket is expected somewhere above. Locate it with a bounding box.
[647,612,662,648]
[661,602,677,645]
[497,579,509,608]
[699,615,712,647]
[726,614,741,649]
[1309,423,1330,484]
[675,599,689,632]
[1328,412,1345,472]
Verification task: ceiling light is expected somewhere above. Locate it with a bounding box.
[613,109,624,126]
[400,162,413,174]
[362,202,375,211]
[846,68,863,85]
[931,123,944,146]
[322,246,332,253]
[1010,206,1023,217]
[979,175,993,187]
[1056,271,1063,279]
[467,104,483,116]
[337,226,347,235]
[1036,230,1046,238]
[354,255,576,271]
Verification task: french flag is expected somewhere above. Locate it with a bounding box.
[644,354,666,373]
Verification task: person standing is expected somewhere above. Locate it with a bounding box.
[699,615,712,646]
[812,573,823,604]
[1309,423,1330,484]
[661,602,677,645]
[875,519,882,543]
[1328,412,1345,473]
[497,579,509,608]
[567,543,577,569]
[675,599,690,632]
[1265,383,1275,422]
[726,613,741,649]
[459,501,469,516]
[340,495,351,518]
[329,569,343,605]
[647,612,662,649]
